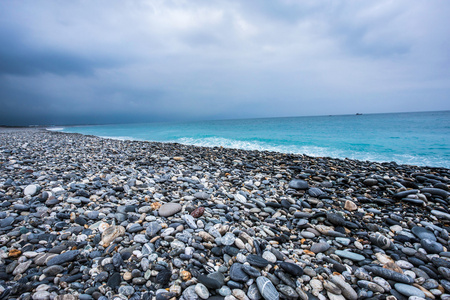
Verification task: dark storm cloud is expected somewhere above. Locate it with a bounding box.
[0,0,449,126]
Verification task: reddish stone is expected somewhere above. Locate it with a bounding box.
[191,206,205,218]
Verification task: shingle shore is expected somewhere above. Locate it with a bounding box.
[0,128,449,300]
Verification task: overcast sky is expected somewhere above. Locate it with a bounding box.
[1,1,449,125]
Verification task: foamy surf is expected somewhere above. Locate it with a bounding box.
[45,127,65,131]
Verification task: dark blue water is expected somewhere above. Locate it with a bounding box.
[50,111,450,168]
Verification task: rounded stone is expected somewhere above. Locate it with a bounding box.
[289,179,309,190]
[310,242,330,254]
[421,239,443,254]
[394,283,425,298]
[279,262,303,276]
[256,276,279,300]
[195,283,209,299]
[230,263,250,282]
[334,250,365,262]
[412,226,436,241]
[247,254,270,268]
[159,203,182,217]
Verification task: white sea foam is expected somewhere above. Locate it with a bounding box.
[99,135,142,141]
[175,137,448,167]
[46,127,64,131]
[176,137,339,157]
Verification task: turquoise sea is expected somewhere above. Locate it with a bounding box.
[49,111,450,168]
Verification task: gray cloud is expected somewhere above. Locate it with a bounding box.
[0,0,449,126]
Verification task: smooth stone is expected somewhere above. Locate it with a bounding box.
[344,200,358,211]
[289,179,309,190]
[277,284,299,298]
[43,265,64,276]
[208,272,225,286]
[329,275,357,300]
[300,231,315,239]
[197,274,221,289]
[247,283,261,300]
[394,283,425,298]
[32,291,50,300]
[242,264,261,277]
[279,262,303,276]
[146,222,162,237]
[334,250,365,262]
[46,250,79,266]
[326,213,346,226]
[247,254,269,268]
[262,251,277,264]
[13,260,32,275]
[195,283,209,299]
[230,263,250,282]
[310,242,330,253]
[431,210,450,220]
[24,184,39,196]
[308,187,324,197]
[218,286,232,297]
[107,272,121,288]
[364,266,414,284]
[0,217,15,227]
[159,203,182,217]
[357,280,384,293]
[421,187,450,198]
[373,276,391,292]
[134,234,149,243]
[100,225,125,247]
[256,276,279,300]
[335,237,351,246]
[118,285,134,296]
[183,214,197,229]
[412,226,437,241]
[369,233,394,250]
[127,224,143,233]
[363,178,378,186]
[156,269,172,285]
[194,192,210,200]
[234,194,247,203]
[221,232,236,246]
[421,238,444,254]
[182,286,198,300]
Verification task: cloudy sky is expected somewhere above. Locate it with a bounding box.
[1,1,449,125]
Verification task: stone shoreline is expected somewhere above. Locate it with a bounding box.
[0,128,449,300]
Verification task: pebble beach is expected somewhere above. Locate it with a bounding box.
[1,128,450,300]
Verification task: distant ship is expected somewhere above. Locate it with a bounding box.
[356,113,363,115]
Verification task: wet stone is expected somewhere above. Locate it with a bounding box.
[326,213,346,226]
[289,179,309,190]
[370,233,394,250]
[146,222,162,237]
[256,276,279,300]
[197,274,221,289]
[242,264,261,277]
[394,283,425,298]
[421,239,443,254]
[309,187,324,197]
[279,262,303,276]
[247,254,270,268]
[335,250,365,261]
[364,266,414,284]
[230,263,250,282]
[46,250,79,266]
[277,284,298,298]
[412,226,437,241]
[156,269,172,285]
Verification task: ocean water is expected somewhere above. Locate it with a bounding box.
[50,111,450,168]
